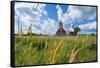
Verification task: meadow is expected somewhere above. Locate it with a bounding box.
[15,35,97,66]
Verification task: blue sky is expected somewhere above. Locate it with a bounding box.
[44,4,68,21]
[14,2,97,35]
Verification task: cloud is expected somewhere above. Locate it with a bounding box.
[15,2,96,35]
[61,5,96,34]
[62,13,72,24]
[56,5,63,21]
[79,21,96,31]
[15,2,46,33]
[15,2,57,35]
[37,4,46,13]
[61,5,96,24]
[41,18,58,35]
[67,6,82,20]
[15,2,47,18]
[70,6,96,20]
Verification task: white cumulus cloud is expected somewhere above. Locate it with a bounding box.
[62,5,96,24]
[79,21,96,31]
[14,2,57,35]
[56,5,63,21]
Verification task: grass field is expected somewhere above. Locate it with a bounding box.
[15,35,97,66]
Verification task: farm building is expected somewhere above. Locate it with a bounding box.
[56,21,66,36]
[56,21,75,36]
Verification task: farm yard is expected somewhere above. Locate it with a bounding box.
[15,35,97,66]
[12,1,98,67]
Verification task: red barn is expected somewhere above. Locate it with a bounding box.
[56,21,66,36]
[56,21,76,36]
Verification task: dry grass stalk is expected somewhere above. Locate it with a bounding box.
[32,47,37,55]
[29,43,33,57]
[51,40,63,64]
[25,43,32,64]
[70,45,77,59]
[69,46,82,63]
[46,41,57,64]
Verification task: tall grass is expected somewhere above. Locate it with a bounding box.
[50,40,63,64]
[15,35,97,66]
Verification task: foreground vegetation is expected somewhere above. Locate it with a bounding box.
[15,35,97,66]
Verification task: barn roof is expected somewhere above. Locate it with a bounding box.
[56,28,66,35]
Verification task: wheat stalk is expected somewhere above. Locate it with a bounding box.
[69,46,82,63]
[50,40,63,64]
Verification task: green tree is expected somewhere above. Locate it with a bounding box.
[72,25,81,35]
